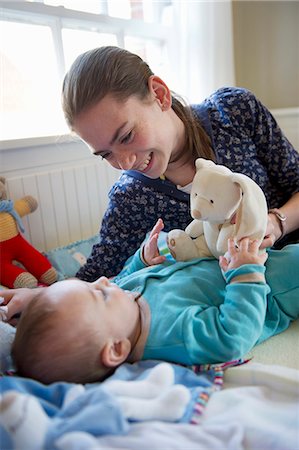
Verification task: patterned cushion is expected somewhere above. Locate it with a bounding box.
[45,236,98,281]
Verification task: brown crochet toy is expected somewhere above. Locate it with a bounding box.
[0,176,57,288]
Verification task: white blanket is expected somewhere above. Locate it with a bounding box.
[1,320,298,450]
[56,362,299,450]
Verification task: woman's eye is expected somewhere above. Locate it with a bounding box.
[121,131,133,144]
[100,152,111,160]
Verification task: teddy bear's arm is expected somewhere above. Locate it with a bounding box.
[14,196,38,217]
[185,219,204,238]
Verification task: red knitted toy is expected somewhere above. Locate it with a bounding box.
[0,177,57,288]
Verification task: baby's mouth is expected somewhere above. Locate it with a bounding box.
[138,153,153,172]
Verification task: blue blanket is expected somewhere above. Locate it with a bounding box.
[0,359,236,449]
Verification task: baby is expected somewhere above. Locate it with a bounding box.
[4,219,299,384]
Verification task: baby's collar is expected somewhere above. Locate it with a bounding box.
[127,296,150,363]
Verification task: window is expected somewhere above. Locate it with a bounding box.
[0,0,176,142]
[62,29,118,71]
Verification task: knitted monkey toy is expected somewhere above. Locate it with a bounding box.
[0,177,57,288]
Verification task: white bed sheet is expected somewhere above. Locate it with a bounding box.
[246,317,299,370]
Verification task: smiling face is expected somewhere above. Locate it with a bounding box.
[73,77,186,179]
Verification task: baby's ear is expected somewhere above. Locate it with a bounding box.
[101,339,131,368]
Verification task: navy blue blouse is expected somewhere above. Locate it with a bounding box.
[76,87,299,281]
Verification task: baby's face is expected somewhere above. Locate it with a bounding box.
[44,277,140,340]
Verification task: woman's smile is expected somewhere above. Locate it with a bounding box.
[137,152,154,174]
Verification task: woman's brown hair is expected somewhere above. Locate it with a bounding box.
[62,46,214,161]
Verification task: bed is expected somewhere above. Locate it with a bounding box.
[1,235,299,450]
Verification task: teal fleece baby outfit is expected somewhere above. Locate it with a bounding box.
[113,245,299,365]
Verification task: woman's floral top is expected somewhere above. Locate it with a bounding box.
[76,87,299,281]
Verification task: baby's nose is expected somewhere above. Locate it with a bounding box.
[95,276,110,287]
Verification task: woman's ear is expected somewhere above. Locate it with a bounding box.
[148,75,172,111]
[101,339,131,368]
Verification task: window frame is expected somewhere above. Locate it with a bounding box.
[0,0,176,149]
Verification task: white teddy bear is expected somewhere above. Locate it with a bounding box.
[167,158,268,261]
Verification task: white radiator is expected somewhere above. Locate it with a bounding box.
[6,162,119,252]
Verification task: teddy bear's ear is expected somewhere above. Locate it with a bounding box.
[230,173,268,242]
[195,158,216,171]
[0,176,6,185]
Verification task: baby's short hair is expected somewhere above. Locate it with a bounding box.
[12,291,111,384]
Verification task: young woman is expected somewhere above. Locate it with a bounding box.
[61,46,299,281]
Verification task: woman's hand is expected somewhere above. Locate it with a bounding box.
[219,238,268,273]
[142,218,166,266]
[0,287,43,324]
[260,213,283,249]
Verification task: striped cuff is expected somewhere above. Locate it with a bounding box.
[140,245,150,266]
[224,264,266,284]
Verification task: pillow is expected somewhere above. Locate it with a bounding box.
[44,235,98,281]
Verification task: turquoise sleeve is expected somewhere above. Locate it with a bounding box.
[184,280,271,363]
[223,264,266,284]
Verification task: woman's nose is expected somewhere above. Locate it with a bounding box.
[117,152,137,170]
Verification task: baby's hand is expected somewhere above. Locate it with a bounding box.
[142,218,166,266]
[219,238,268,273]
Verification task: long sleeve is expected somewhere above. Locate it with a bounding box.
[142,262,271,365]
[198,87,299,209]
[183,264,270,363]
[235,89,299,203]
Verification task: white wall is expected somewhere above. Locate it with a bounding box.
[271,108,299,150]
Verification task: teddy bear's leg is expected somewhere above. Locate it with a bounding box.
[194,234,214,258]
[167,230,200,261]
[0,259,38,289]
[0,391,49,450]
[14,236,57,286]
[14,272,38,289]
[40,267,58,285]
